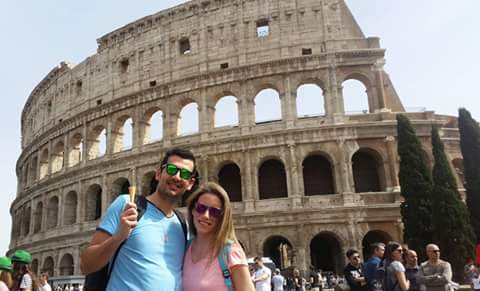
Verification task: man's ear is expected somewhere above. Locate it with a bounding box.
[186,178,195,191]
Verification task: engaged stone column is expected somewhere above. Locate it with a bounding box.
[385,136,400,192]
[283,75,296,129]
[373,60,388,112]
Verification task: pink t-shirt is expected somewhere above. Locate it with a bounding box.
[183,243,248,291]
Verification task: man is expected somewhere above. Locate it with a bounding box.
[39,273,52,291]
[80,148,198,291]
[405,249,419,291]
[416,244,452,291]
[253,257,272,291]
[272,268,285,291]
[364,242,385,291]
[344,249,368,291]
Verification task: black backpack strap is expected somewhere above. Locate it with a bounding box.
[173,208,189,245]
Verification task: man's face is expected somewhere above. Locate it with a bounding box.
[406,250,418,266]
[426,245,440,262]
[375,245,385,259]
[349,253,361,266]
[155,155,195,201]
[255,259,263,269]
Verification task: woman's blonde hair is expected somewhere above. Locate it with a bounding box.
[0,270,13,289]
[186,182,238,257]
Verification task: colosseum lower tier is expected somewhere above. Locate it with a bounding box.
[11,0,465,282]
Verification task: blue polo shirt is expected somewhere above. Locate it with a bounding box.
[364,256,381,291]
[98,195,185,291]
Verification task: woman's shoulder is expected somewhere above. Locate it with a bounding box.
[390,261,405,272]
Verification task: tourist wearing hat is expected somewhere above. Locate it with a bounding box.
[11,249,38,291]
[0,256,13,291]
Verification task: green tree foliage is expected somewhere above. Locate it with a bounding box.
[431,126,476,279]
[396,114,433,257]
[458,108,480,243]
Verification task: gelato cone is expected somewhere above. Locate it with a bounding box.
[128,186,136,203]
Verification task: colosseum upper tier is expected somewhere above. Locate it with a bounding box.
[11,0,464,279]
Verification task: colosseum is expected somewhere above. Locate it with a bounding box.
[10,0,464,285]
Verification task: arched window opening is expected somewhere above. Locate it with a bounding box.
[69,133,83,167]
[122,117,133,151]
[39,149,49,179]
[34,202,43,233]
[218,163,242,202]
[147,111,163,143]
[111,178,130,202]
[141,171,157,197]
[263,236,293,269]
[64,191,77,225]
[296,84,325,118]
[214,96,239,128]
[86,184,102,221]
[310,233,343,273]
[51,141,65,173]
[29,156,38,183]
[254,89,282,123]
[352,151,382,193]
[362,230,392,259]
[59,254,74,276]
[47,196,59,229]
[452,158,465,188]
[88,126,107,160]
[303,155,335,195]
[112,117,133,153]
[258,159,288,199]
[343,79,369,114]
[21,206,31,236]
[42,257,54,277]
[178,102,199,135]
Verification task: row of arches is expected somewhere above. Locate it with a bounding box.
[20,78,372,188]
[31,253,74,277]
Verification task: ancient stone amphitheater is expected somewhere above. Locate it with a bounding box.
[10,0,464,283]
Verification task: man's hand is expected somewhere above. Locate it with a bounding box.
[116,202,138,241]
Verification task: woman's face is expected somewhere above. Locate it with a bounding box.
[192,193,223,236]
[392,246,403,261]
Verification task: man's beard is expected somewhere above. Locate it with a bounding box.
[157,184,184,204]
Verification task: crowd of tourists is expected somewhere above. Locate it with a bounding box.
[3,147,479,291]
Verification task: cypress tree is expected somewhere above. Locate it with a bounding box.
[396,114,434,258]
[458,108,480,243]
[431,126,476,279]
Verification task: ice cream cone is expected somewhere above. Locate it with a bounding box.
[128,186,136,203]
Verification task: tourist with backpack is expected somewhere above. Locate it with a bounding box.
[182,182,254,291]
[384,242,410,291]
[364,243,385,291]
[80,148,198,291]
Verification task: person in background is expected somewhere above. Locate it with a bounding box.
[364,242,385,291]
[471,271,480,291]
[272,268,285,291]
[0,256,13,291]
[182,182,254,291]
[292,268,306,291]
[416,244,452,291]
[404,250,419,291]
[253,257,272,291]
[384,242,410,291]
[39,273,52,291]
[11,249,38,291]
[343,249,368,291]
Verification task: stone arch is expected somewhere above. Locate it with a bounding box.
[178,98,199,136]
[29,156,38,183]
[262,235,293,269]
[296,83,326,118]
[47,196,59,229]
[111,177,130,202]
[51,141,65,173]
[218,162,242,202]
[362,230,392,259]
[34,201,43,233]
[42,256,54,276]
[342,73,372,114]
[144,107,163,144]
[258,159,288,199]
[141,170,157,196]
[68,132,83,167]
[31,258,39,275]
[59,253,74,276]
[64,191,77,225]
[39,148,49,179]
[21,205,31,237]
[112,115,133,153]
[85,184,102,221]
[451,158,465,187]
[214,95,239,128]
[310,232,344,273]
[352,149,384,193]
[303,154,336,195]
[87,125,107,160]
[254,88,282,123]
[22,163,29,187]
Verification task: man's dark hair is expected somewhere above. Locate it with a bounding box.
[346,249,359,259]
[370,242,385,253]
[254,256,262,262]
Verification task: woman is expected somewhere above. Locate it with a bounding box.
[182,182,255,291]
[11,249,38,291]
[384,242,410,291]
[0,256,14,291]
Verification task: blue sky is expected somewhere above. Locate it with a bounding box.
[1,1,479,255]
